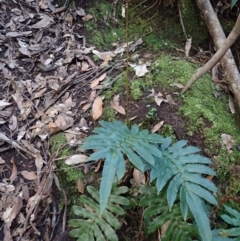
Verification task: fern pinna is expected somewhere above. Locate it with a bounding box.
[80,121,218,241]
[69,185,130,241]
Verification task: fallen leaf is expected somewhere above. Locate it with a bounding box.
[30,14,54,29]
[82,14,93,21]
[229,95,235,114]
[170,83,184,89]
[154,96,163,106]
[165,95,177,105]
[221,133,235,154]
[151,121,164,133]
[9,115,18,131]
[21,171,37,180]
[129,63,148,77]
[185,38,192,57]
[110,95,126,115]
[65,154,88,165]
[0,99,12,108]
[10,157,17,184]
[92,96,103,120]
[77,178,84,193]
[90,73,107,89]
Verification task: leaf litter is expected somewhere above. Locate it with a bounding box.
[0,0,157,239]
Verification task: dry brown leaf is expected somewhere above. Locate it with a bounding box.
[170,83,184,89]
[30,14,54,29]
[133,168,145,186]
[154,96,163,106]
[10,156,17,184]
[185,38,192,57]
[151,121,164,133]
[229,95,235,114]
[0,157,5,164]
[77,178,84,193]
[82,14,93,21]
[82,103,92,112]
[90,73,107,89]
[92,96,103,120]
[9,115,17,131]
[110,95,126,115]
[166,95,177,105]
[65,154,88,165]
[35,153,43,176]
[21,171,37,180]
[6,197,23,227]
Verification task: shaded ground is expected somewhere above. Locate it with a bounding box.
[1,0,240,240]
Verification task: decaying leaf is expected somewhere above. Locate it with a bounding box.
[77,178,84,193]
[151,121,164,133]
[129,63,149,77]
[10,157,17,184]
[21,171,37,180]
[90,73,106,89]
[92,96,103,120]
[110,95,126,115]
[221,133,235,154]
[30,14,54,29]
[185,38,192,57]
[65,154,88,165]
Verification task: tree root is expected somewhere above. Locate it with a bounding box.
[182,0,240,109]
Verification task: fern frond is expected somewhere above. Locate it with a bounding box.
[80,121,165,213]
[139,185,200,241]
[218,205,240,238]
[150,140,218,241]
[69,186,130,241]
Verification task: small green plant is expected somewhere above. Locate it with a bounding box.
[69,185,130,241]
[146,105,157,119]
[79,121,218,241]
[72,121,240,241]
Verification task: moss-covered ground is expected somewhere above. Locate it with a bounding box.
[49,0,240,238]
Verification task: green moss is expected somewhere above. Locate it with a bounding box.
[149,55,240,198]
[101,106,116,121]
[180,0,209,45]
[50,133,83,207]
[130,81,143,100]
[159,124,177,142]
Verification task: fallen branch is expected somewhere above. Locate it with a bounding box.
[182,0,240,108]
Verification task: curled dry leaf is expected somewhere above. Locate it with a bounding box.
[77,178,84,193]
[65,154,88,165]
[21,170,37,180]
[90,73,106,89]
[151,121,164,133]
[92,96,103,120]
[30,14,54,29]
[110,95,126,115]
[10,157,17,184]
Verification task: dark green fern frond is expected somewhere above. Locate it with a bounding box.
[80,121,165,213]
[139,185,200,241]
[69,186,130,241]
[150,140,218,241]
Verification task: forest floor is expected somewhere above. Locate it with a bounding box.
[1,0,240,240]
